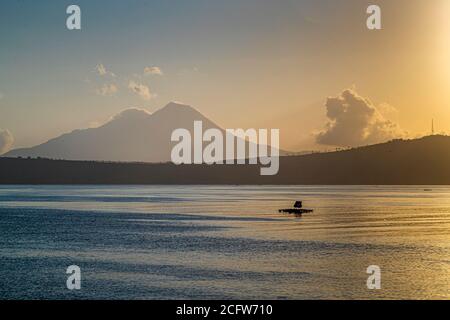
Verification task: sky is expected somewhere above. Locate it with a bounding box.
[0,0,449,152]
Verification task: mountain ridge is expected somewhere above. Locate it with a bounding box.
[1,135,449,185]
[4,101,287,161]
[4,102,228,162]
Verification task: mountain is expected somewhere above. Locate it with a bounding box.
[5,102,285,162]
[1,135,450,185]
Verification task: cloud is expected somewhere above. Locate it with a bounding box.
[144,66,163,76]
[96,83,118,96]
[89,65,160,100]
[88,121,101,128]
[316,89,405,147]
[0,129,14,154]
[96,64,107,76]
[0,92,3,100]
[128,81,153,100]
[95,64,116,77]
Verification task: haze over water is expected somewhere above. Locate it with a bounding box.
[0,185,449,299]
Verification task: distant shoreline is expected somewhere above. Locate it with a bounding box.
[2,135,450,185]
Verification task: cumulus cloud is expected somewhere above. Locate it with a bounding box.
[0,129,14,154]
[128,81,153,100]
[316,89,405,147]
[95,64,116,77]
[144,66,163,76]
[96,83,118,96]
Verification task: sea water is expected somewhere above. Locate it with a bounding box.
[0,185,449,299]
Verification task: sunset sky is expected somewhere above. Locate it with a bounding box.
[0,0,449,152]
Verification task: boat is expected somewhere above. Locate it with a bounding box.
[279,208,314,214]
[279,201,314,214]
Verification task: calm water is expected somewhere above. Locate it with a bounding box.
[0,185,449,300]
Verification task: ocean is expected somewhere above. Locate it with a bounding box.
[0,185,449,299]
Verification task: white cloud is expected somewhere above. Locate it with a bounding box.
[96,64,107,76]
[128,81,153,100]
[88,121,101,129]
[316,89,406,147]
[0,129,14,154]
[89,65,160,100]
[144,66,163,76]
[96,83,118,96]
[95,64,116,77]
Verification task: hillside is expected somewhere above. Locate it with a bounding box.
[1,135,449,185]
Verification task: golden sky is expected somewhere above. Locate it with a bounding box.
[0,0,449,152]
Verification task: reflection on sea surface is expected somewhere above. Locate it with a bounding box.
[0,185,449,299]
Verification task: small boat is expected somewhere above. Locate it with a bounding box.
[279,208,314,214]
[279,201,314,214]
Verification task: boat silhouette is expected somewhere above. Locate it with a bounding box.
[279,201,314,214]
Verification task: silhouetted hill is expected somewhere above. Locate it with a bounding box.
[1,135,450,184]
